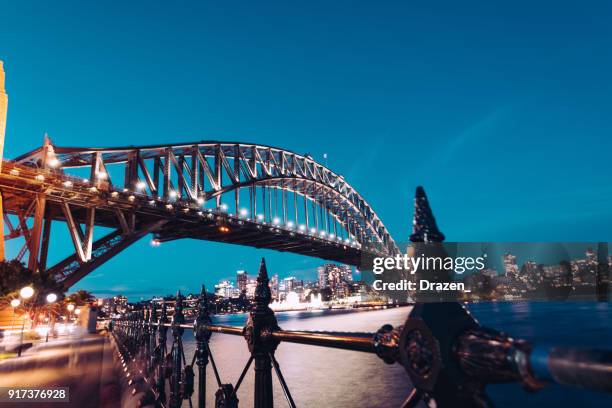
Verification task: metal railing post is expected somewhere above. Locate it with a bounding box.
[142,308,150,373]
[244,258,280,408]
[157,302,169,404]
[169,291,185,408]
[149,302,158,375]
[194,285,212,408]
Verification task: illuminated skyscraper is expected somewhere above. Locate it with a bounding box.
[317,264,353,299]
[503,254,519,278]
[237,270,248,292]
[270,274,279,299]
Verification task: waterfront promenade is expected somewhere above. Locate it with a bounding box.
[0,331,120,407]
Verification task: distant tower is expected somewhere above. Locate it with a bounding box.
[0,61,8,260]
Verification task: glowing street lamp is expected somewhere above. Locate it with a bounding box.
[66,304,76,326]
[20,286,34,299]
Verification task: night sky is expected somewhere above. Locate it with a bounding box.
[1,1,611,299]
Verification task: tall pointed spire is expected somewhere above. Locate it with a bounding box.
[410,186,445,243]
[254,257,271,307]
[196,284,210,319]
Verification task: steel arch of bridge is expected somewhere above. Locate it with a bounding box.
[3,140,398,287]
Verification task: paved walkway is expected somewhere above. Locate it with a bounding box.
[0,331,121,407]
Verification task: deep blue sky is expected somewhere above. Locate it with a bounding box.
[1,1,611,300]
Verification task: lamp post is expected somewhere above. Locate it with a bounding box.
[10,298,20,333]
[66,304,75,330]
[17,286,34,357]
[45,293,57,342]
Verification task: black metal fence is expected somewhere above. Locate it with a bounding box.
[111,258,612,408]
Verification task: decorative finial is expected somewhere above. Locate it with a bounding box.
[160,300,168,323]
[172,291,185,336]
[254,258,271,307]
[175,290,184,313]
[198,285,209,315]
[195,284,211,342]
[410,186,445,243]
[149,301,157,323]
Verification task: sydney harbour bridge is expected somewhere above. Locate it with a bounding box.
[0,138,398,289]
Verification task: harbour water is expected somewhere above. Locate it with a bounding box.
[180,302,612,407]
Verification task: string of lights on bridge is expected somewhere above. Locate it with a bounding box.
[8,161,363,250]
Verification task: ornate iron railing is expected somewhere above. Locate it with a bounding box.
[111,257,612,408]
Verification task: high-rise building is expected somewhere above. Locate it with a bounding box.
[215,280,238,298]
[237,270,248,292]
[503,254,519,278]
[318,264,353,299]
[113,295,128,313]
[271,274,279,299]
[283,276,297,292]
[245,278,258,298]
[317,266,328,288]
[340,265,353,282]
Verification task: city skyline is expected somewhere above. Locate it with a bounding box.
[1,1,611,300]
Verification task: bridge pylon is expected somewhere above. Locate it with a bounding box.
[0,60,8,261]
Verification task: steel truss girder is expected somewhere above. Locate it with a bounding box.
[15,141,397,253]
[48,219,168,289]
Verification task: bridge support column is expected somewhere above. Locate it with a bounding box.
[27,194,46,272]
[0,61,8,261]
[245,258,280,408]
